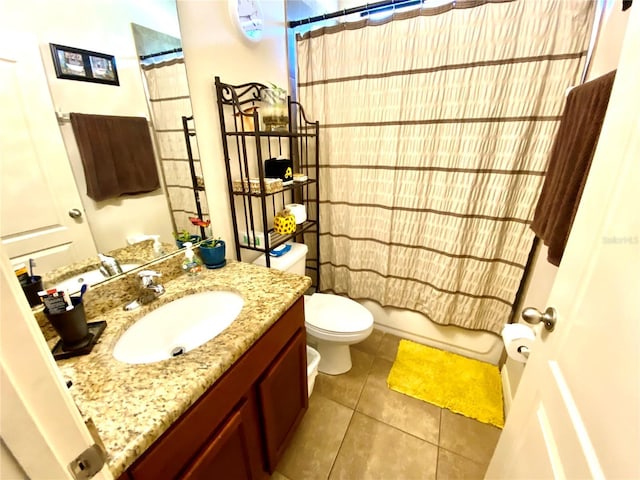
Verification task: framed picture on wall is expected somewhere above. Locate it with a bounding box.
[49,43,119,86]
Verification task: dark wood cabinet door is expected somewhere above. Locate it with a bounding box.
[257,329,308,472]
[180,400,254,480]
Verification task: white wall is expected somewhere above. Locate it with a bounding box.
[502,0,630,406]
[177,0,289,256]
[4,0,178,253]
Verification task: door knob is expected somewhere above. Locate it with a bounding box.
[68,208,82,219]
[522,307,557,332]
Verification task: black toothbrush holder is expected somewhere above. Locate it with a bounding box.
[21,275,43,307]
[45,297,89,349]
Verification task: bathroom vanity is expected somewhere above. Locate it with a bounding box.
[120,297,307,479]
[48,257,311,478]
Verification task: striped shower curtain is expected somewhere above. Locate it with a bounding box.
[142,58,208,233]
[296,0,595,334]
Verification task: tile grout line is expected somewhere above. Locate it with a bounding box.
[355,343,378,405]
[326,334,382,479]
[357,333,443,447]
[435,406,444,479]
[355,409,441,449]
[437,445,488,467]
[325,403,357,480]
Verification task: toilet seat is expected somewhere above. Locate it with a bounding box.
[304,293,373,341]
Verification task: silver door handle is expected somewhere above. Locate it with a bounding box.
[68,208,82,219]
[522,307,557,332]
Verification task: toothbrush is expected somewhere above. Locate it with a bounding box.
[29,258,36,278]
[62,290,74,311]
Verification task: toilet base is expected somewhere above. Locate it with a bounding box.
[315,341,353,375]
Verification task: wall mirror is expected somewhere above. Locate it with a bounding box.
[1,0,209,299]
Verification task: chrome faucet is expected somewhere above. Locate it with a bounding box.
[123,270,165,311]
[99,253,123,277]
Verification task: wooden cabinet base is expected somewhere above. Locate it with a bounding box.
[123,298,308,480]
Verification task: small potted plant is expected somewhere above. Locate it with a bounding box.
[174,229,201,249]
[199,237,226,269]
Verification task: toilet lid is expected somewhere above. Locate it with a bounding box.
[304,293,373,333]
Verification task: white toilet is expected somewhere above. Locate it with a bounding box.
[254,243,373,375]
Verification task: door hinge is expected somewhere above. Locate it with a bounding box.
[68,444,107,480]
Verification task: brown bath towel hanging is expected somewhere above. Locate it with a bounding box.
[70,113,160,202]
[531,70,616,266]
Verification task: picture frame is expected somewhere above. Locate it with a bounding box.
[49,43,119,86]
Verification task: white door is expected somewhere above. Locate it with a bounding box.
[0,244,112,479]
[0,34,96,273]
[486,6,640,479]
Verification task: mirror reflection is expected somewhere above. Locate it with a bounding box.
[1,0,209,300]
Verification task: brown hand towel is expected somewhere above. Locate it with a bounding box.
[531,70,616,266]
[70,114,160,202]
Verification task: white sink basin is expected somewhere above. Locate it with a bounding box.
[54,264,140,293]
[113,291,244,364]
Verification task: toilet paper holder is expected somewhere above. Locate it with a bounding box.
[522,306,557,332]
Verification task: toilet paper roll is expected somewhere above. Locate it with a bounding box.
[501,323,536,363]
[285,203,307,224]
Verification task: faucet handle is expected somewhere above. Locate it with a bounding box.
[99,253,123,276]
[138,270,161,277]
[138,270,162,287]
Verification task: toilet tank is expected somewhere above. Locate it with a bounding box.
[253,242,308,276]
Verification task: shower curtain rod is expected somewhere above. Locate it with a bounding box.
[139,47,183,61]
[289,0,420,28]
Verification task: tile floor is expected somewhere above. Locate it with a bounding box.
[273,330,502,480]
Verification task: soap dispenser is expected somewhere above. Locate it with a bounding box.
[152,235,164,257]
[182,242,202,276]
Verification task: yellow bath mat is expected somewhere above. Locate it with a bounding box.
[387,339,504,428]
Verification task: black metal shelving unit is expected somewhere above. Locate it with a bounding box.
[181,115,208,239]
[214,77,320,288]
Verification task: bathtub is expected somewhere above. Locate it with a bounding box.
[358,300,504,365]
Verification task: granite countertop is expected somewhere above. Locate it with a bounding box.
[53,259,310,478]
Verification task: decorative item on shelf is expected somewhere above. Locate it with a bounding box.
[249,177,283,194]
[232,178,248,193]
[293,173,308,182]
[174,229,201,249]
[285,203,307,224]
[239,230,274,248]
[199,238,227,269]
[235,106,259,131]
[265,156,293,185]
[261,83,288,131]
[273,209,296,235]
[232,177,284,194]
